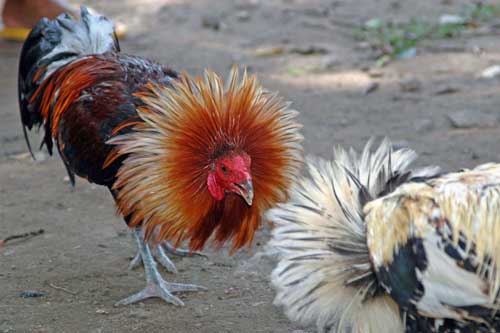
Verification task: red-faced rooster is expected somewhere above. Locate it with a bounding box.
[268,139,500,332]
[19,7,302,306]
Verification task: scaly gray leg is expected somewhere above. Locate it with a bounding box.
[129,241,179,273]
[116,228,206,306]
[129,235,206,274]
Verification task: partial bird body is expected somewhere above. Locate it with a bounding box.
[366,163,500,324]
[268,139,500,333]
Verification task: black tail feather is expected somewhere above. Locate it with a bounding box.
[18,17,62,130]
[22,124,35,160]
[17,7,118,158]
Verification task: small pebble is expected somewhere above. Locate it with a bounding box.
[480,65,500,79]
[235,10,250,21]
[201,16,223,30]
[439,14,465,25]
[19,290,46,298]
[434,85,459,95]
[447,109,498,129]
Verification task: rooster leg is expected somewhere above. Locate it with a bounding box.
[129,230,206,273]
[128,242,178,274]
[116,228,206,306]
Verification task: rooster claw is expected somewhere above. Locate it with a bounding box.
[114,280,206,307]
[119,228,206,306]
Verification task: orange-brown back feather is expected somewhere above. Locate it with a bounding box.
[30,57,121,138]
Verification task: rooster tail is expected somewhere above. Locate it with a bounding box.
[267,138,440,333]
[18,6,119,156]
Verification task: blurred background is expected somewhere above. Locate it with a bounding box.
[1,0,500,332]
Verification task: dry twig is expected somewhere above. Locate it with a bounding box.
[0,229,45,247]
[47,282,77,295]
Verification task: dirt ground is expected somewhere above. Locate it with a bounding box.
[2,0,500,332]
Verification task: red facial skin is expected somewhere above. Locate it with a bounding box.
[207,152,253,205]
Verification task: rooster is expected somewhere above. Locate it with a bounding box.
[267,139,500,333]
[19,7,303,306]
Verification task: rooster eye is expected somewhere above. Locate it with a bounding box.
[221,165,228,173]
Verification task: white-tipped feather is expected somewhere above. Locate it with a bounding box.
[42,6,117,79]
[268,139,439,333]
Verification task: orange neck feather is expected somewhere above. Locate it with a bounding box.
[108,67,303,252]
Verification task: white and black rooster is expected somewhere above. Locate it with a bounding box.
[268,138,500,333]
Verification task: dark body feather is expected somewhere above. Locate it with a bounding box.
[48,54,177,187]
[21,50,177,187]
[18,10,177,188]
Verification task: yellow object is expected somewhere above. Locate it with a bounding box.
[0,27,30,41]
[0,22,127,42]
[114,22,128,40]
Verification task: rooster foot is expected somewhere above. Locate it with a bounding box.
[117,228,206,306]
[115,274,205,306]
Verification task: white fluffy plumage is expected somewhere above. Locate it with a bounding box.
[267,139,439,333]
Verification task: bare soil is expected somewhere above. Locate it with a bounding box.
[2,0,500,332]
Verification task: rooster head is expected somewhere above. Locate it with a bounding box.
[208,151,253,205]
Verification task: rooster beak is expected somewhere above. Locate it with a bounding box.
[235,179,254,206]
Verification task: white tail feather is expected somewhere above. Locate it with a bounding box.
[42,6,118,80]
